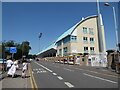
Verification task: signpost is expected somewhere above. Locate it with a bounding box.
[10,47,17,60]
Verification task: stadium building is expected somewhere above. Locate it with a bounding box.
[37,15,106,61]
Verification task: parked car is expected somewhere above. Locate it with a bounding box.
[68,59,74,65]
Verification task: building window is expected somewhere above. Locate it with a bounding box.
[71,36,77,42]
[90,37,94,43]
[90,47,94,53]
[56,41,62,46]
[83,27,87,33]
[84,47,88,53]
[63,36,70,44]
[89,28,94,34]
[63,47,68,53]
[59,49,62,55]
[83,37,88,43]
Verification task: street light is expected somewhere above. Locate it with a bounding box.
[38,33,42,52]
[104,3,119,51]
[97,0,106,67]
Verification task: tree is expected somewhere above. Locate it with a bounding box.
[21,41,31,58]
[1,40,32,59]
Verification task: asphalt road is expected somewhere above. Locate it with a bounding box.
[30,60,119,88]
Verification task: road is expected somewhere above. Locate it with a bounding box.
[29,60,119,88]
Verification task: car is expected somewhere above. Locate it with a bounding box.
[68,59,74,65]
[63,59,68,64]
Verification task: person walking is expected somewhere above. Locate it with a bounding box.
[7,62,19,78]
[6,58,13,71]
[21,60,28,78]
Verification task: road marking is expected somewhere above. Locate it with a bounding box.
[83,73,118,84]
[53,73,57,75]
[57,76,63,80]
[29,64,38,90]
[35,62,53,72]
[28,64,34,90]
[63,68,74,72]
[101,69,108,71]
[64,82,74,88]
[72,67,119,78]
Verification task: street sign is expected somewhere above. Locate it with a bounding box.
[5,47,10,51]
[10,47,17,53]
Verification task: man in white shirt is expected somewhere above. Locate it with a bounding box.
[6,59,13,71]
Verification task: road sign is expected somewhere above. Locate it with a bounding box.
[10,47,17,53]
[5,47,10,51]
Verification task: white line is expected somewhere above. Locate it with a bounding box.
[57,76,63,80]
[83,73,118,84]
[53,73,57,75]
[35,62,53,72]
[63,68,74,72]
[64,82,74,88]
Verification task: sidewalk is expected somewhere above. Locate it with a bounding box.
[1,65,31,88]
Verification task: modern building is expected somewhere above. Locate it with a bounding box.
[37,15,106,59]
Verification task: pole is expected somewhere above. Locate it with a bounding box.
[97,0,104,53]
[97,0,106,67]
[39,38,40,52]
[112,7,119,51]
[22,42,24,60]
[12,53,14,60]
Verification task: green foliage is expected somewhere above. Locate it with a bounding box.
[28,54,37,59]
[2,40,31,59]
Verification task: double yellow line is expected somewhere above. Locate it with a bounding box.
[28,64,38,90]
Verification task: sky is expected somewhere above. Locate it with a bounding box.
[2,2,119,55]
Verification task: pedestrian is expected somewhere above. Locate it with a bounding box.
[22,60,28,78]
[13,59,19,70]
[6,58,13,71]
[7,62,19,78]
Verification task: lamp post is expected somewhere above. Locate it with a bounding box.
[97,0,106,67]
[104,3,119,51]
[38,33,42,52]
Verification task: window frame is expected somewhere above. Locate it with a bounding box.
[83,27,87,33]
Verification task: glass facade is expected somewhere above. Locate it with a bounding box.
[56,41,62,46]
[63,36,70,44]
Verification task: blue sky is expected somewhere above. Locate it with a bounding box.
[2,2,119,54]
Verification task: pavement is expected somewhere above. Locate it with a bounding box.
[0,63,31,89]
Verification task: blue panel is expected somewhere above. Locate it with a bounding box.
[10,47,17,53]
